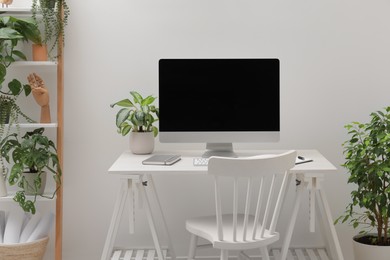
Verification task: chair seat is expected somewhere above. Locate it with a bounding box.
[186,214,279,250]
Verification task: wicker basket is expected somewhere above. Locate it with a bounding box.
[0,237,49,260]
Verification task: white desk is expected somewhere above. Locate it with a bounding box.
[101,150,344,260]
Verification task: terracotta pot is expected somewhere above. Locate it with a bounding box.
[21,171,47,195]
[129,132,155,154]
[353,234,390,260]
[32,44,48,61]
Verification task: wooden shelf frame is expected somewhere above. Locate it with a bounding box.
[55,6,65,259]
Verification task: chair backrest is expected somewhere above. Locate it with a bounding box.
[207,150,296,242]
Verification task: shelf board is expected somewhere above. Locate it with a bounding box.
[10,61,57,67]
[0,7,31,14]
[0,193,56,202]
[6,123,58,128]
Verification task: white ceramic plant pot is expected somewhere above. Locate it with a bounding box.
[353,234,390,260]
[0,168,7,197]
[129,132,155,155]
[22,171,47,195]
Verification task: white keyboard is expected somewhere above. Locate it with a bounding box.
[193,157,209,166]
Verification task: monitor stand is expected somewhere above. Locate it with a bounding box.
[202,143,238,158]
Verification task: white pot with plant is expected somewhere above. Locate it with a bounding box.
[335,106,390,259]
[0,127,61,214]
[111,91,159,154]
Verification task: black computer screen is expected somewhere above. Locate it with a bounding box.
[159,58,280,133]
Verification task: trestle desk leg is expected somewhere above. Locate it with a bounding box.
[280,177,305,260]
[147,175,177,260]
[309,177,316,232]
[101,179,130,260]
[316,187,344,260]
[139,178,165,260]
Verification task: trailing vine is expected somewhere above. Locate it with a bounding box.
[31,0,70,59]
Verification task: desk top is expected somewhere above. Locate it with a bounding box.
[108,150,337,176]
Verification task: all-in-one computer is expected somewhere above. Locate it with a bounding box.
[158,58,280,158]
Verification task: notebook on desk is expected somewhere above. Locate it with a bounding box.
[142,154,181,165]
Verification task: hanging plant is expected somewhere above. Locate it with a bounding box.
[31,0,70,59]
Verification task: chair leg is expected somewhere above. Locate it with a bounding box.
[188,234,198,260]
[260,247,270,260]
[220,250,228,260]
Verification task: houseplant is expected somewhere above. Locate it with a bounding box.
[31,0,70,59]
[111,91,159,154]
[335,106,390,259]
[0,127,61,214]
[0,16,34,67]
[0,80,33,176]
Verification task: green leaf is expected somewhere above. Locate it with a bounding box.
[111,99,134,108]
[23,84,31,96]
[12,50,27,61]
[141,105,150,114]
[130,91,143,104]
[8,79,22,96]
[353,222,359,229]
[0,27,23,40]
[134,110,145,126]
[142,96,156,106]
[0,63,6,83]
[152,126,158,137]
[115,108,130,128]
[121,125,132,136]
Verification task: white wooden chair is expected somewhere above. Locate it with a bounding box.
[186,150,297,260]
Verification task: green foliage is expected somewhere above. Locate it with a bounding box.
[0,128,61,214]
[0,16,36,178]
[335,106,390,245]
[0,16,38,67]
[111,91,159,137]
[31,0,70,58]
[0,78,34,139]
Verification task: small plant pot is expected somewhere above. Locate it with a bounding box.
[32,44,48,61]
[129,132,155,154]
[353,234,390,260]
[0,236,49,260]
[21,171,47,195]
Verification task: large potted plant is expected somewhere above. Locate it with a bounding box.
[111,91,159,154]
[31,0,70,59]
[335,106,390,259]
[0,127,61,214]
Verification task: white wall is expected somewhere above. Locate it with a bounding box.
[62,0,390,259]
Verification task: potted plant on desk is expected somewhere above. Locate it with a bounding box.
[111,91,159,154]
[0,127,61,214]
[335,106,390,260]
